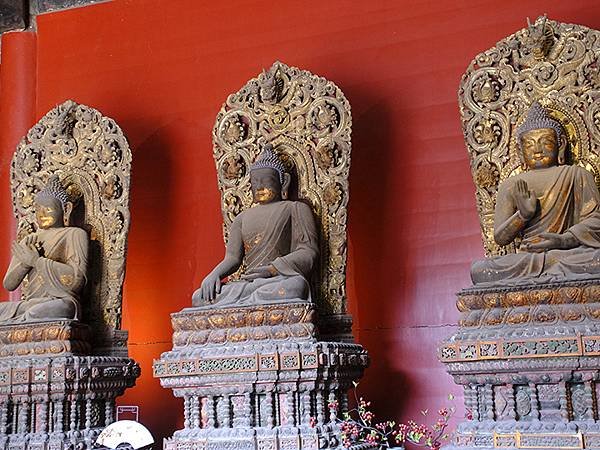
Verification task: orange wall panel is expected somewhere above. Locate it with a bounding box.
[0,0,597,442]
[0,31,36,300]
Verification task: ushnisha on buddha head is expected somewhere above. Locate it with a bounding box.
[249,144,291,204]
[517,101,567,171]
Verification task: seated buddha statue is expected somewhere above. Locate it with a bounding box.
[0,176,89,322]
[192,144,319,308]
[471,102,600,286]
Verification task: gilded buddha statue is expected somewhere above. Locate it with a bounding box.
[192,144,319,308]
[471,102,600,285]
[0,176,89,322]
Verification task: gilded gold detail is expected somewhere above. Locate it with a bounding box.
[172,302,314,331]
[560,306,584,322]
[249,310,265,326]
[586,305,600,319]
[532,306,557,323]
[504,292,529,308]
[0,320,91,356]
[474,161,500,189]
[557,287,582,304]
[208,314,226,328]
[268,310,284,325]
[506,309,530,324]
[60,274,73,287]
[531,289,553,304]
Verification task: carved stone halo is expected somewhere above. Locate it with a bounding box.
[11,100,132,350]
[459,16,600,256]
[211,61,352,332]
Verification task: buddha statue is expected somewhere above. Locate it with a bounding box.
[192,144,319,308]
[471,102,600,285]
[0,176,89,322]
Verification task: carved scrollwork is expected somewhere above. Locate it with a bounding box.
[460,16,600,256]
[10,100,132,349]
[212,61,352,321]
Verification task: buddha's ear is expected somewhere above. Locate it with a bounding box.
[558,134,567,165]
[63,202,73,226]
[281,173,291,200]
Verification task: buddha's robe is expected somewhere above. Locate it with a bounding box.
[193,200,318,308]
[471,165,600,285]
[0,227,89,323]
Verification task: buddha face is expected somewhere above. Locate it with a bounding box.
[250,168,281,204]
[35,196,64,229]
[520,128,559,170]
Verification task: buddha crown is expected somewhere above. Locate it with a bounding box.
[36,175,69,210]
[250,144,285,184]
[517,101,565,146]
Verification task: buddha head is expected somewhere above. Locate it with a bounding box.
[517,102,567,170]
[250,144,291,204]
[35,176,73,229]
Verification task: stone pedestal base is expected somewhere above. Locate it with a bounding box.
[154,303,369,450]
[440,279,600,450]
[0,320,91,357]
[0,321,140,450]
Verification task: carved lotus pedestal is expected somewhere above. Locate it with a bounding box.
[153,302,369,450]
[0,320,140,450]
[439,279,600,450]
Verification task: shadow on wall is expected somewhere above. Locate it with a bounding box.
[347,87,415,414]
[120,119,181,441]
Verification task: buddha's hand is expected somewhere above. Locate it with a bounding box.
[524,232,579,252]
[514,179,537,221]
[199,271,222,302]
[11,240,39,267]
[22,234,39,248]
[241,265,278,281]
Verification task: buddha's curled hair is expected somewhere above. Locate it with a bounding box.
[250,144,286,184]
[36,175,70,211]
[517,101,565,146]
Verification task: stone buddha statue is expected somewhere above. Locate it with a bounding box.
[0,176,89,322]
[192,144,319,308]
[471,102,600,285]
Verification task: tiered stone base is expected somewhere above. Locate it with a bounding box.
[0,321,140,450]
[440,278,600,450]
[154,302,369,450]
[0,320,91,357]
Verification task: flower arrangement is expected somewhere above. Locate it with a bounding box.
[328,384,455,450]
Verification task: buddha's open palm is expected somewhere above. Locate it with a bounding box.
[524,232,579,252]
[514,179,537,220]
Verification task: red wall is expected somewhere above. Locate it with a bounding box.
[1,0,600,443]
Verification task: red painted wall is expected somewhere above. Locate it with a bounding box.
[1,0,600,443]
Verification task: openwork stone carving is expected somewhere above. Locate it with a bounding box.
[460,16,600,256]
[213,61,352,328]
[11,100,132,350]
